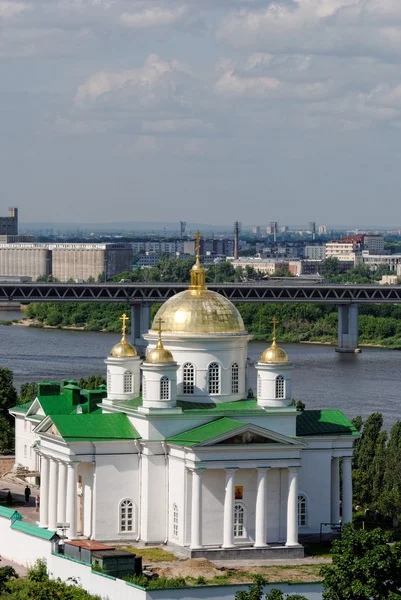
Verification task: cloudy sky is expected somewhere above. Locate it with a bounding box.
[2,0,401,227]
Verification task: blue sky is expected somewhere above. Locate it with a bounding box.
[2,0,401,227]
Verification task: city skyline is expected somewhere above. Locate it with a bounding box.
[2,0,401,225]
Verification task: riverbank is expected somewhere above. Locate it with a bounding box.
[4,317,398,349]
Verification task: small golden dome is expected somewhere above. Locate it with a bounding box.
[110,337,137,358]
[260,339,289,364]
[110,312,137,357]
[259,317,288,363]
[145,317,174,363]
[145,341,174,364]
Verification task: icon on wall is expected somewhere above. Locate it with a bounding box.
[235,486,243,500]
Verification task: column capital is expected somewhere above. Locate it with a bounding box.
[256,466,270,472]
[224,467,238,473]
[342,456,352,463]
[287,465,300,473]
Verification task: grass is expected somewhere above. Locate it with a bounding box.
[185,565,324,585]
[117,545,179,563]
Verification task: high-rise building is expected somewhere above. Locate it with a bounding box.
[0,207,18,236]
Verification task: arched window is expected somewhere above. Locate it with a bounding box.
[234,503,246,537]
[183,363,195,395]
[298,494,307,527]
[120,499,134,532]
[275,375,285,399]
[257,375,262,398]
[123,371,133,393]
[142,377,147,400]
[173,503,178,538]
[231,363,239,394]
[160,376,170,400]
[208,362,220,395]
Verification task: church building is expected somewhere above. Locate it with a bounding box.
[10,236,358,558]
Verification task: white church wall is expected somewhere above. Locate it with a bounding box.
[94,452,139,541]
[14,416,38,471]
[233,469,257,543]
[168,456,186,545]
[141,451,166,543]
[145,334,249,403]
[78,462,93,538]
[0,517,54,567]
[106,356,141,401]
[299,449,332,533]
[279,469,289,542]
[238,413,297,438]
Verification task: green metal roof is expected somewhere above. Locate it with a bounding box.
[50,413,141,441]
[167,417,248,446]
[9,401,33,414]
[296,410,359,437]
[11,520,58,540]
[0,506,23,521]
[38,395,78,416]
[178,399,267,414]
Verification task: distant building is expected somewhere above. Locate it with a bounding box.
[304,246,326,261]
[231,258,302,275]
[325,241,361,266]
[252,226,261,235]
[318,224,327,235]
[50,243,132,281]
[0,242,132,281]
[380,275,398,285]
[0,208,18,236]
[363,254,401,271]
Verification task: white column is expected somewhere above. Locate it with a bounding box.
[48,459,59,531]
[66,463,78,539]
[39,455,50,528]
[254,467,268,547]
[57,462,67,524]
[223,468,236,548]
[286,467,299,547]
[190,470,203,550]
[342,457,353,525]
[331,457,340,524]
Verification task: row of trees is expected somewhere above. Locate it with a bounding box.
[352,412,401,516]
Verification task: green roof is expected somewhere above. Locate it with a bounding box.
[296,410,359,437]
[50,413,141,441]
[167,417,247,446]
[11,520,58,540]
[0,506,23,521]
[9,401,33,414]
[38,395,79,416]
[113,397,269,415]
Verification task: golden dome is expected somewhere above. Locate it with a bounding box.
[110,337,137,358]
[110,312,137,357]
[145,317,174,363]
[151,289,245,335]
[145,341,174,364]
[259,338,289,364]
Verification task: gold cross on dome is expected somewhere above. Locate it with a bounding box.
[272,317,279,339]
[156,316,165,341]
[120,313,129,336]
[193,230,202,258]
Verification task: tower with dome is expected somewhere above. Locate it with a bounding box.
[10,234,358,558]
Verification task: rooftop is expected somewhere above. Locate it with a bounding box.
[50,413,141,441]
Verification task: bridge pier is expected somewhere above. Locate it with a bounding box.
[336,304,361,354]
[131,303,151,356]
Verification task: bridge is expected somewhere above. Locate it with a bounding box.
[3,281,398,353]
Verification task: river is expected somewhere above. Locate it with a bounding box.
[0,311,399,429]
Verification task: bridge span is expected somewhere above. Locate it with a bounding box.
[2,281,396,354]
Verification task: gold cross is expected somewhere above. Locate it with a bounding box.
[193,230,202,257]
[272,317,279,339]
[156,316,165,341]
[120,313,129,336]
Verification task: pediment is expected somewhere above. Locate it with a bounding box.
[198,424,305,448]
[26,398,44,417]
[46,423,61,437]
[217,431,279,445]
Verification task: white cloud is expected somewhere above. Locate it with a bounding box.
[120,5,188,28]
[75,53,192,107]
[217,0,401,58]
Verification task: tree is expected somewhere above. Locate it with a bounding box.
[352,413,383,505]
[235,576,307,600]
[78,375,106,390]
[321,525,401,600]
[320,257,343,276]
[0,367,18,423]
[19,382,38,403]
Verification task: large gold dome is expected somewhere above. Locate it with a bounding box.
[151,289,245,335]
